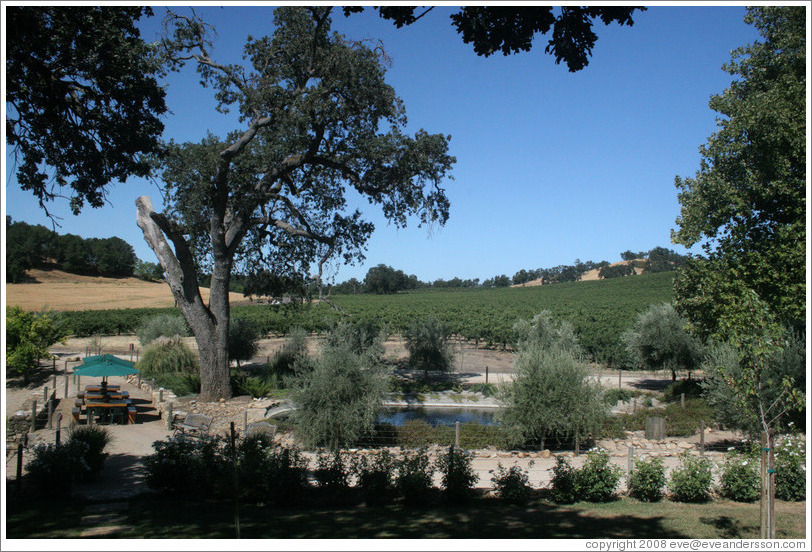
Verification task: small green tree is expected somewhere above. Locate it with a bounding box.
[622,303,704,381]
[287,339,387,451]
[228,317,260,369]
[137,313,190,346]
[498,312,605,449]
[6,306,67,383]
[404,317,455,378]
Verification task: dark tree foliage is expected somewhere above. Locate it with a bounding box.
[243,270,309,300]
[364,264,420,294]
[344,6,645,72]
[5,217,57,282]
[6,6,167,214]
[673,6,805,338]
[599,264,635,279]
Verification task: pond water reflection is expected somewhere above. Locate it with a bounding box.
[377,406,499,427]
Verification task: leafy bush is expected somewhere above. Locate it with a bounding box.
[628,457,666,502]
[152,371,201,397]
[395,448,434,504]
[263,446,310,504]
[136,338,199,375]
[353,449,396,504]
[603,388,632,405]
[467,383,497,397]
[67,425,111,476]
[718,453,759,502]
[24,441,90,498]
[136,313,189,346]
[549,456,580,504]
[436,446,478,503]
[314,450,351,492]
[668,454,713,503]
[264,326,309,380]
[327,319,387,358]
[662,379,704,402]
[775,434,806,501]
[143,433,229,499]
[576,449,622,502]
[232,374,278,398]
[490,462,534,504]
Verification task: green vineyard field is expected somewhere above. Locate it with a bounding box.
[55,271,674,367]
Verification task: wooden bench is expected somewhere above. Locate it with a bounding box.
[176,413,213,435]
[128,407,138,424]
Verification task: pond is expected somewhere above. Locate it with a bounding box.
[376,406,499,427]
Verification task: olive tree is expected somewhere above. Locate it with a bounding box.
[498,312,606,449]
[621,303,704,381]
[287,340,387,451]
[136,7,454,400]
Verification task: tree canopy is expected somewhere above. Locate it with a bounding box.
[137,7,455,399]
[343,6,645,72]
[672,6,806,340]
[6,6,167,214]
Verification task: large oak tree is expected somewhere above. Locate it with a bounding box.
[137,7,455,400]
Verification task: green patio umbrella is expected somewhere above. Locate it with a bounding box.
[73,354,139,380]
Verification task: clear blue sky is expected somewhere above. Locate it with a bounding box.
[4,3,765,284]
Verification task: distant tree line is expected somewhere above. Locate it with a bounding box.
[328,247,689,295]
[5,216,161,283]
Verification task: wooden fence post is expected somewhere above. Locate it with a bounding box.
[16,443,24,491]
[64,374,70,399]
[699,420,705,456]
[47,400,53,430]
[31,400,37,433]
[681,393,685,409]
[455,421,460,448]
[618,369,622,390]
[627,446,634,486]
[575,434,580,456]
[56,414,63,445]
[243,410,248,431]
[166,402,174,430]
[485,366,489,384]
[43,386,49,404]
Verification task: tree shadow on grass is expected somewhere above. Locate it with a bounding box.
[121,494,689,539]
[699,515,750,539]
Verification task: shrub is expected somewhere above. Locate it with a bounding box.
[314,450,351,492]
[718,453,759,503]
[468,383,497,397]
[137,313,189,346]
[24,441,89,498]
[603,388,632,405]
[775,434,806,502]
[264,446,310,503]
[232,374,278,398]
[395,448,434,504]
[662,379,704,402]
[577,449,622,502]
[353,449,396,504]
[143,433,229,498]
[549,456,579,504]
[152,372,201,397]
[67,425,111,476]
[490,462,534,504]
[136,338,199,375]
[237,433,277,503]
[628,457,666,502]
[436,446,478,503]
[668,454,713,503]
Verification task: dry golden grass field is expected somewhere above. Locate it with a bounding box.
[5,268,251,311]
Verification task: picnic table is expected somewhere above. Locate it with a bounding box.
[83,398,130,425]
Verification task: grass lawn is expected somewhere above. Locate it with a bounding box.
[6,490,805,539]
